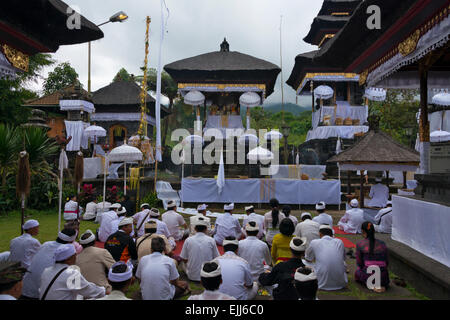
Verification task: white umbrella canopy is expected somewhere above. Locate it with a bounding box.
[432,92,450,106]
[108,144,143,162]
[129,135,150,142]
[182,135,204,146]
[365,87,387,102]
[184,90,205,106]
[314,85,334,100]
[239,92,261,108]
[84,125,107,137]
[430,130,450,143]
[238,134,259,145]
[247,146,274,161]
[264,130,283,140]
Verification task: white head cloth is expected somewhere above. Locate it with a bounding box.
[375,177,382,183]
[245,221,259,232]
[319,224,333,231]
[223,239,239,246]
[54,244,76,262]
[197,204,208,211]
[316,202,326,210]
[290,237,307,252]
[110,203,121,210]
[141,203,150,209]
[387,201,393,206]
[64,212,78,221]
[108,261,133,282]
[79,230,96,244]
[295,268,318,282]
[200,261,222,278]
[350,199,359,208]
[150,208,160,217]
[118,218,133,227]
[117,207,127,215]
[301,212,312,219]
[245,206,254,212]
[167,200,176,208]
[23,219,39,230]
[224,203,234,211]
[58,230,78,242]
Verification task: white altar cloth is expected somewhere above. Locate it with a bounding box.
[204,115,244,139]
[392,195,450,267]
[181,178,341,205]
[268,165,326,180]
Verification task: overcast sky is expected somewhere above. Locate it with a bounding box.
[31,0,322,106]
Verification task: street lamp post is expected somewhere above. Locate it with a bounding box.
[282,125,291,165]
[88,11,128,94]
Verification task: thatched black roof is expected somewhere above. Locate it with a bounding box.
[164,39,281,96]
[327,130,420,165]
[314,0,447,73]
[92,81,169,118]
[318,0,362,16]
[0,0,104,54]
[303,15,350,46]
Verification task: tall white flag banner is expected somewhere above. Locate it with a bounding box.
[155,0,169,162]
[217,149,225,195]
[58,149,68,233]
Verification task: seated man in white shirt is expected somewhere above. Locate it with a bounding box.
[374,201,393,234]
[0,262,27,300]
[9,219,41,270]
[162,201,189,241]
[133,203,152,238]
[238,222,272,282]
[188,261,236,300]
[83,198,98,221]
[366,177,389,208]
[338,199,365,234]
[136,237,189,300]
[40,244,106,300]
[294,213,320,248]
[189,204,211,235]
[180,217,220,282]
[63,195,82,221]
[305,225,348,291]
[95,201,112,224]
[212,203,242,246]
[147,208,175,249]
[312,202,333,227]
[97,262,133,300]
[241,206,265,240]
[216,237,258,300]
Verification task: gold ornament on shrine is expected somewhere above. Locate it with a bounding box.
[398,30,421,57]
[359,70,368,86]
[2,44,29,72]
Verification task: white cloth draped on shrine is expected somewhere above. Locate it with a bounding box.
[181,178,341,205]
[64,121,89,151]
[392,195,450,268]
[306,125,369,141]
[429,110,450,132]
[204,116,244,138]
[312,102,368,130]
[59,100,95,113]
[90,113,156,126]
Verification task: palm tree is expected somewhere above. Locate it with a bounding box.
[20,127,59,178]
[0,124,20,192]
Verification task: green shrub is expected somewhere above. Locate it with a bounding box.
[140,192,159,208]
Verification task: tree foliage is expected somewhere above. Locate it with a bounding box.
[113,68,133,82]
[43,62,79,95]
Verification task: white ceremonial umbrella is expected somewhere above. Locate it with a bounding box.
[240,92,262,129]
[264,130,283,141]
[432,92,450,106]
[430,130,450,143]
[238,134,259,146]
[184,90,206,131]
[84,125,106,152]
[107,144,143,196]
[247,146,274,162]
[365,87,387,102]
[314,85,334,100]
